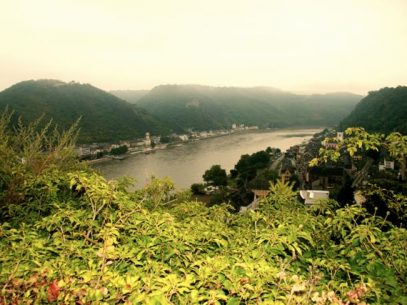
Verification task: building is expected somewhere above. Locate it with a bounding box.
[299,190,329,205]
[144,132,151,146]
[239,189,270,212]
[322,140,338,149]
[199,131,209,138]
[110,144,119,150]
[178,134,189,142]
[379,159,395,171]
[337,132,344,142]
[307,166,345,190]
[279,158,296,181]
[151,136,161,145]
[319,131,344,150]
[76,146,91,157]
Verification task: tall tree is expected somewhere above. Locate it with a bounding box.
[203,165,227,187]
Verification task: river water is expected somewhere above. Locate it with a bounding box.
[93,128,321,189]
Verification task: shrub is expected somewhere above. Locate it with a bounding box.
[191,183,205,195]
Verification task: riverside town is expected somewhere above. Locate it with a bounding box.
[76,124,259,162]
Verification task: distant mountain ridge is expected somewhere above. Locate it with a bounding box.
[0,80,168,143]
[339,86,407,134]
[120,84,362,131]
[0,80,364,144]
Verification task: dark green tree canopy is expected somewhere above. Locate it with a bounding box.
[340,86,407,134]
[0,80,170,143]
[203,165,228,187]
[235,150,271,180]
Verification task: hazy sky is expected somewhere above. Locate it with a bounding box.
[1,0,407,94]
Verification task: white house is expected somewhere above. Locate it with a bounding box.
[299,190,329,205]
[178,134,189,142]
[379,159,395,171]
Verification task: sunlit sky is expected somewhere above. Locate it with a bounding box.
[1,0,407,94]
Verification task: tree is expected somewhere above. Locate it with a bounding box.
[247,170,278,190]
[203,165,227,187]
[110,145,128,155]
[190,183,205,195]
[386,132,407,181]
[160,136,170,144]
[234,150,271,187]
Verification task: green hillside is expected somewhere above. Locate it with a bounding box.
[132,85,362,131]
[340,86,407,134]
[0,80,364,144]
[0,80,168,143]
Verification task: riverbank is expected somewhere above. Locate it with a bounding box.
[86,156,113,164]
[92,128,322,189]
[86,128,260,165]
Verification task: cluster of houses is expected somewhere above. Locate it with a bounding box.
[75,132,159,159]
[241,127,405,212]
[274,128,404,204]
[76,124,259,160]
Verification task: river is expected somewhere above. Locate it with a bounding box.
[93,128,321,189]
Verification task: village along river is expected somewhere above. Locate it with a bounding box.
[93,128,322,189]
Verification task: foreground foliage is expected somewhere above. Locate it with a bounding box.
[1,172,406,304]
[1,114,406,304]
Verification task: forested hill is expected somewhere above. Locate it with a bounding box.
[0,80,363,144]
[0,80,169,143]
[130,85,362,131]
[339,86,407,134]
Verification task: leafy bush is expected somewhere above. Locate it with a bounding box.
[0,115,406,304]
[1,171,406,304]
[0,109,85,222]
